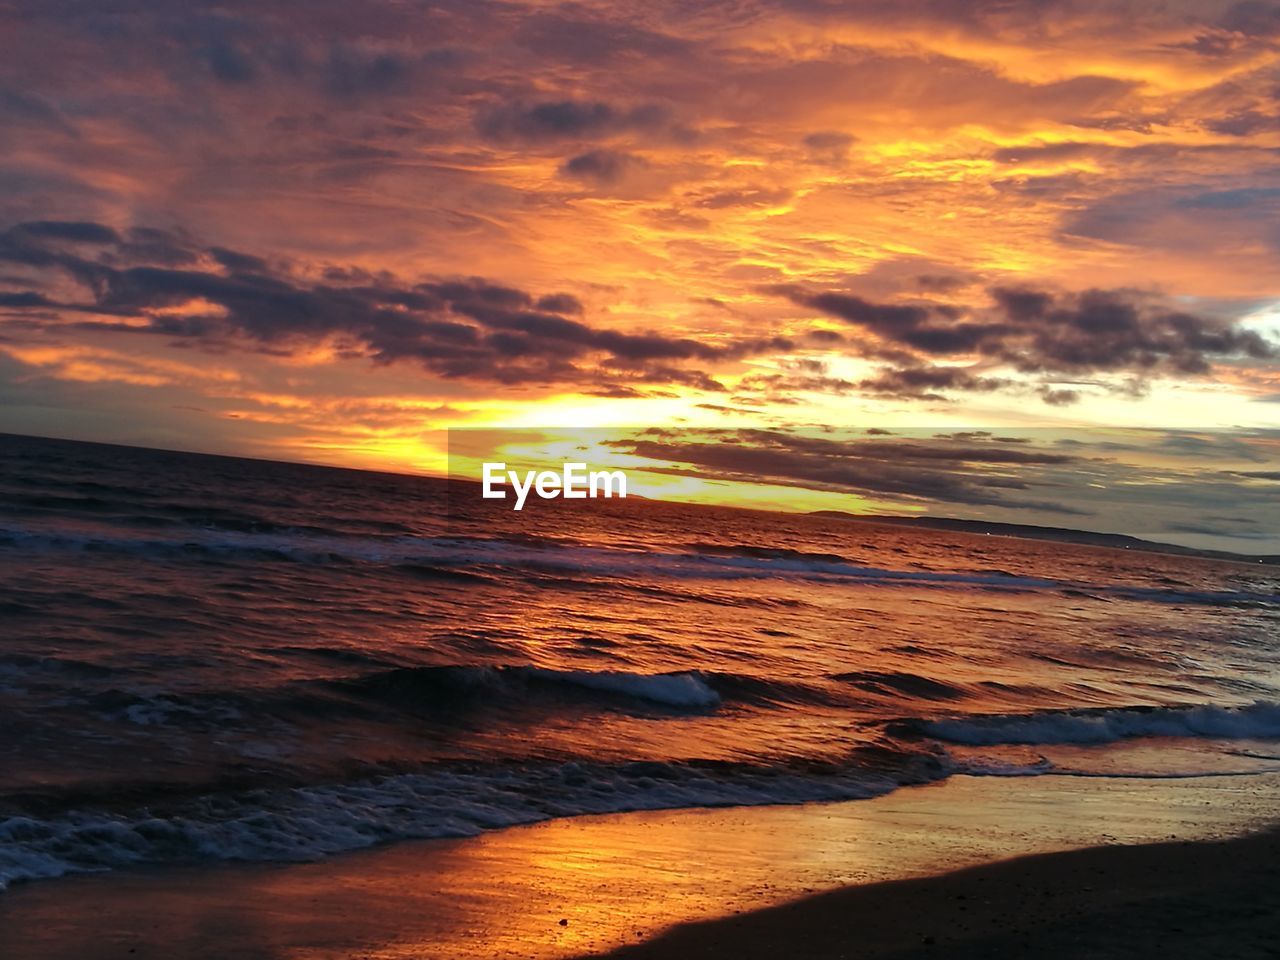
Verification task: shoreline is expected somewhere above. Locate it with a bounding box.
[1,770,1277,959]
[590,826,1280,959]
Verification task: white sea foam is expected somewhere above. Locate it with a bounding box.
[950,756,1056,776]
[0,759,918,891]
[527,668,721,708]
[923,701,1280,746]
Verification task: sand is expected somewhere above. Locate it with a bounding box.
[0,771,1277,959]
[592,828,1280,959]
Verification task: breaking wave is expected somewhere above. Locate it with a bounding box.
[913,701,1280,746]
[339,664,723,711]
[0,754,947,890]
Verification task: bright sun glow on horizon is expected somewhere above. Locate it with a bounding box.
[0,0,1277,547]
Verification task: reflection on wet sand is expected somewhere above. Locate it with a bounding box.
[2,771,1277,960]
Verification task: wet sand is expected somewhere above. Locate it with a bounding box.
[1,771,1277,960]
[592,827,1280,959]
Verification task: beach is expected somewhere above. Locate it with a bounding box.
[597,822,1280,960]
[2,437,1279,958]
[2,771,1277,960]
[5,1,1280,955]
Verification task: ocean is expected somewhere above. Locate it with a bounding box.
[1,433,1278,891]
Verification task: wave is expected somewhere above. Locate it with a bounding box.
[680,542,850,564]
[833,670,967,702]
[73,667,722,733]
[336,663,722,712]
[336,664,871,715]
[911,701,1280,746]
[7,687,1280,890]
[0,753,947,891]
[70,666,848,737]
[0,484,420,541]
[5,523,1273,608]
[539,668,721,707]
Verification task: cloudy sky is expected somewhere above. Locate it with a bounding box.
[1,0,1279,545]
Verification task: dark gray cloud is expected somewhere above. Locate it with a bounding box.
[771,286,1007,356]
[1153,432,1271,462]
[12,220,120,244]
[606,425,1280,546]
[2,0,1277,427]
[0,219,789,390]
[989,286,1274,375]
[611,428,1089,514]
[0,86,77,137]
[559,149,645,185]
[771,283,1276,396]
[856,364,1007,400]
[1219,1,1280,37]
[512,11,690,65]
[476,100,684,143]
[1177,187,1280,210]
[1039,387,1081,406]
[738,369,858,397]
[802,131,856,164]
[0,291,52,307]
[741,431,1077,466]
[1166,520,1273,540]
[1062,182,1280,253]
[1205,110,1280,136]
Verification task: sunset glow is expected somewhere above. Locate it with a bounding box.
[2,0,1278,545]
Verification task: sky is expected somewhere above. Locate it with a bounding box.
[1,0,1279,548]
